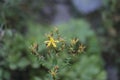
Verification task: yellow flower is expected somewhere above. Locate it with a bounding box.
[44,36,59,48]
[78,44,86,53]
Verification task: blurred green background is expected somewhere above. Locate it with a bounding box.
[0,0,120,80]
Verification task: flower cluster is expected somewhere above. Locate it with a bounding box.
[69,38,86,56]
[29,27,86,80]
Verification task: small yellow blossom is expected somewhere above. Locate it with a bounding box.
[78,44,86,53]
[44,36,59,48]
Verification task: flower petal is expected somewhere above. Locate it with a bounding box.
[47,42,51,47]
[52,42,56,47]
[44,41,49,43]
[55,40,59,43]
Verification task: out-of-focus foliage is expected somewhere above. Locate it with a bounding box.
[28,20,107,80]
[0,0,108,80]
[101,0,120,79]
[57,20,106,80]
[101,0,120,65]
[0,0,49,30]
[0,20,106,80]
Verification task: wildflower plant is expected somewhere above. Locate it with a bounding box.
[30,27,86,80]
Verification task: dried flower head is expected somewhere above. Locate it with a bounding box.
[30,42,38,55]
[49,65,59,78]
[78,44,86,53]
[71,38,79,45]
